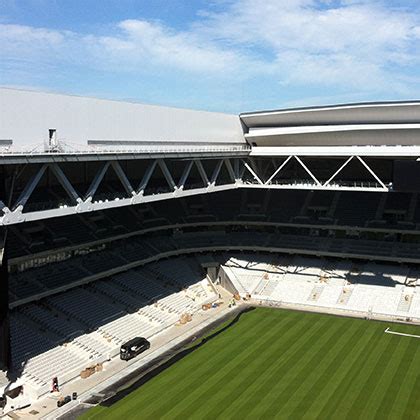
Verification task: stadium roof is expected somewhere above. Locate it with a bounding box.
[240,101,420,153]
[0,87,246,157]
[240,101,420,127]
[2,89,420,159]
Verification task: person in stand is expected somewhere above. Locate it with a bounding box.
[52,377,59,393]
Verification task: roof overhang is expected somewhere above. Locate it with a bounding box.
[241,101,420,150]
[241,101,420,127]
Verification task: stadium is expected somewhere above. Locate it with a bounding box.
[1,87,420,418]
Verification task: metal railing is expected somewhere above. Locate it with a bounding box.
[0,142,251,157]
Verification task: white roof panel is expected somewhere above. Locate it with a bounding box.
[0,88,245,154]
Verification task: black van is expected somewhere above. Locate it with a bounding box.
[120,337,150,361]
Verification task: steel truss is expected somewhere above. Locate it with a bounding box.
[0,154,390,225]
[0,158,242,225]
[242,155,389,192]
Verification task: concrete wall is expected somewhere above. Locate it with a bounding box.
[0,88,245,153]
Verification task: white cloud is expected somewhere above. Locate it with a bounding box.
[0,19,251,78]
[198,0,420,91]
[0,23,64,44]
[97,19,246,73]
[0,0,420,100]
[0,23,66,59]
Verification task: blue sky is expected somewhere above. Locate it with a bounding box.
[1,0,420,113]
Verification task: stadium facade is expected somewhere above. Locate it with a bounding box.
[1,87,420,415]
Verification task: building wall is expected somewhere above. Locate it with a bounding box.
[0,88,245,152]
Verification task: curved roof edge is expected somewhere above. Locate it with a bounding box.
[240,100,420,148]
[240,100,420,117]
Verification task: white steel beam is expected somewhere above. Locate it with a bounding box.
[210,160,224,185]
[356,156,387,189]
[224,159,236,182]
[177,160,194,190]
[49,163,81,204]
[243,161,264,185]
[323,156,354,187]
[84,162,110,200]
[241,183,388,192]
[13,164,48,210]
[195,160,209,186]
[137,160,158,194]
[239,163,247,179]
[294,156,322,186]
[0,183,239,225]
[233,159,240,179]
[110,161,135,196]
[265,155,293,185]
[157,159,176,191]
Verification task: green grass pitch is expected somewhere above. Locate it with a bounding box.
[81,307,420,419]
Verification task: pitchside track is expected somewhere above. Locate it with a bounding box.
[82,308,420,419]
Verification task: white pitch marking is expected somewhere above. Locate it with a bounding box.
[384,327,420,339]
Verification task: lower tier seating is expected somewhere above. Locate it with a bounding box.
[223,254,420,320]
[9,256,218,398]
